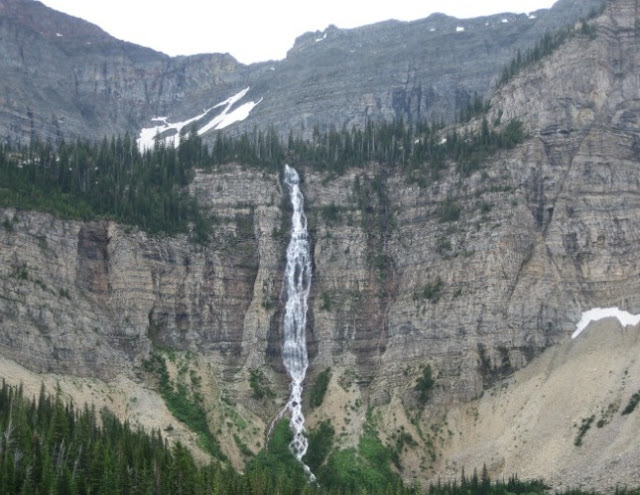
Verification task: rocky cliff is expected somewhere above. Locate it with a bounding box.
[1,0,640,491]
[0,0,606,144]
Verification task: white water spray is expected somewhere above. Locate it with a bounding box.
[281,164,315,480]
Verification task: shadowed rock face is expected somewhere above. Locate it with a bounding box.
[0,0,606,144]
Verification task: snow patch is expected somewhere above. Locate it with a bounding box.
[315,33,327,43]
[528,14,537,19]
[429,27,436,32]
[501,18,509,23]
[137,87,261,152]
[456,26,465,32]
[56,33,63,37]
[137,106,212,151]
[198,97,262,134]
[572,307,640,339]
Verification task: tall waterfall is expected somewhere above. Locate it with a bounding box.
[281,164,315,479]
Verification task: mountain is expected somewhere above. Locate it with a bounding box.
[3,0,640,492]
[0,0,606,145]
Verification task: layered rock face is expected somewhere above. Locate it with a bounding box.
[0,0,606,144]
[1,0,639,410]
[2,0,640,490]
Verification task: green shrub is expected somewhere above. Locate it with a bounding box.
[246,419,307,485]
[249,368,276,400]
[320,203,342,224]
[317,411,400,492]
[309,368,331,409]
[233,433,254,457]
[303,420,335,472]
[574,415,595,446]
[414,278,444,303]
[320,290,332,311]
[622,391,640,416]
[12,263,28,280]
[438,200,461,223]
[415,365,435,404]
[142,352,225,460]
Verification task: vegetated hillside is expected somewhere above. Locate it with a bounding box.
[8,378,636,495]
[1,0,640,492]
[0,0,607,144]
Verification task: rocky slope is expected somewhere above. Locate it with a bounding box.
[0,0,606,144]
[2,0,640,491]
[442,318,640,492]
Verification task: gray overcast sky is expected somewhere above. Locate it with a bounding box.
[39,1,558,64]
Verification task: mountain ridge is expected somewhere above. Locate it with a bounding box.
[0,0,608,144]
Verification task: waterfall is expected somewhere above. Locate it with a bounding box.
[281,164,315,480]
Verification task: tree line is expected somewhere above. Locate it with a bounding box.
[0,114,525,237]
[0,134,210,241]
[3,381,636,494]
[497,3,607,88]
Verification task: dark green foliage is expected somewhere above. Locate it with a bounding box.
[245,419,308,488]
[621,391,640,416]
[248,368,276,400]
[11,263,29,281]
[0,135,211,240]
[303,420,335,472]
[459,93,491,123]
[480,201,492,214]
[438,199,461,223]
[574,415,595,446]
[416,365,436,404]
[596,401,619,428]
[391,429,418,469]
[0,381,221,494]
[213,115,524,181]
[0,381,632,494]
[580,21,597,39]
[317,411,401,493]
[233,433,254,457]
[497,28,572,87]
[309,368,331,409]
[320,290,332,311]
[415,278,444,303]
[143,352,225,460]
[0,114,525,244]
[2,217,13,231]
[320,203,342,224]
[497,5,605,88]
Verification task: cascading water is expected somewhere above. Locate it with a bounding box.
[280,164,315,480]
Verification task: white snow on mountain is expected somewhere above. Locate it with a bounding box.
[572,307,640,339]
[137,87,261,152]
